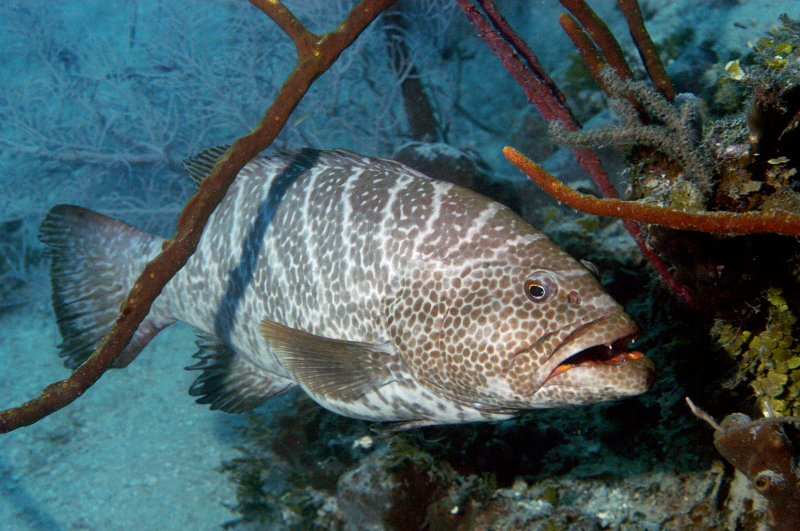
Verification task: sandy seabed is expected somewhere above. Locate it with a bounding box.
[0,300,266,531]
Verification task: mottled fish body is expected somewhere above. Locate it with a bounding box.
[40,148,654,427]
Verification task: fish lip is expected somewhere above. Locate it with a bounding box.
[543,333,638,381]
[504,311,646,396]
[535,312,641,382]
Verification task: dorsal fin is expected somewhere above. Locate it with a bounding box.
[260,319,396,402]
[181,145,230,187]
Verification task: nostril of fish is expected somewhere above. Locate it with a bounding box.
[568,291,581,304]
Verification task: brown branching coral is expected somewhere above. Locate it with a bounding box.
[557,0,675,112]
[0,0,398,434]
[503,147,800,237]
[688,397,800,531]
[456,0,692,305]
[551,70,715,191]
[616,0,676,101]
[497,1,800,312]
[557,1,635,97]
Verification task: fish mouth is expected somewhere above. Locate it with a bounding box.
[538,310,656,395]
[543,334,649,383]
[504,311,655,398]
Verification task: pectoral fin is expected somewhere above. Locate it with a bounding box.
[260,320,395,401]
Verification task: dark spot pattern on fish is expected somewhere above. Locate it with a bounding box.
[39,148,655,426]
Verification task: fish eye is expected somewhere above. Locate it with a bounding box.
[523,272,557,303]
[525,280,546,301]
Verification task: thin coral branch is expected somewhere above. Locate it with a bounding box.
[455,0,621,198]
[686,397,723,431]
[558,0,675,123]
[688,397,800,433]
[616,0,675,101]
[248,0,319,56]
[558,13,607,88]
[557,6,646,120]
[456,0,575,127]
[558,0,633,82]
[383,5,439,142]
[504,146,800,236]
[0,0,397,434]
[458,0,695,305]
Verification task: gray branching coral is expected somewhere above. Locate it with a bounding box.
[550,69,715,197]
[513,8,800,315]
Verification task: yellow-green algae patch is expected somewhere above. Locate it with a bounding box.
[712,287,800,416]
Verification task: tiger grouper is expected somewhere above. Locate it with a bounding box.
[39,147,655,429]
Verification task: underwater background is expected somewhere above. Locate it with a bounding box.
[1,0,799,529]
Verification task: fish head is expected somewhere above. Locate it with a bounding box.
[384,240,655,414]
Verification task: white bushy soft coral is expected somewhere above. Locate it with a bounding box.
[0,0,463,305]
[0,1,463,208]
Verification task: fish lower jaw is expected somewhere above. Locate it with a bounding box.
[541,335,656,394]
[541,349,656,398]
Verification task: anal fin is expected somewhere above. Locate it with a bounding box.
[186,331,293,413]
[260,319,396,402]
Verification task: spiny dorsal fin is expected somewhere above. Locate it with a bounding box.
[186,330,293,413]
[182,145,230,188]
[260,319,395,402]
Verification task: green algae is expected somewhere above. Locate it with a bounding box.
[712,287,800,416]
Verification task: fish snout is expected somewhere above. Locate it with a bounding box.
[531,311,655,404]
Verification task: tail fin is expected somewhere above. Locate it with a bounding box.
[39,205,172,369]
